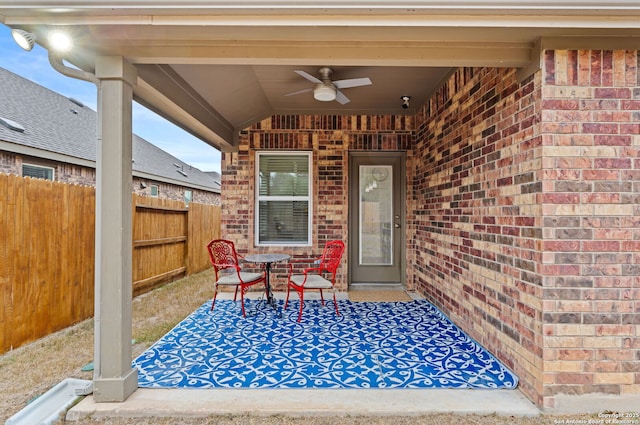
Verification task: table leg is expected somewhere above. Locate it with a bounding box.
[263,262,281,315]
[264,262,273,306]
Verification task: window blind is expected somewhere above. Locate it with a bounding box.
[257,153,311,245]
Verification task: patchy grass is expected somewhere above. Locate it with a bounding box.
[131,271,211,345]
[0,269,214,422]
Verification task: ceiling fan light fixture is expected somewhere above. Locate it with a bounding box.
[313,84,337,102]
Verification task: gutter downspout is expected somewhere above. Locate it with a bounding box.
[48,49,103,387]
[48,51,100,85]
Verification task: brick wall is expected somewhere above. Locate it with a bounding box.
[54,162,95,186]
[0,151,19,175]
[540,50,640,409]
[132,177,220,206]
[0,151,220,205]
[409,67,545,405]
[221,115,413,289]
[409,51,640,407]
[220,50,639,409]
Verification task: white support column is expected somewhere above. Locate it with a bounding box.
[93,56,138,402]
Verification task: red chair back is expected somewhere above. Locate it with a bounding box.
[206,239,240,278]
[318,240,345,276]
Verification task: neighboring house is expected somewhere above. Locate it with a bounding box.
[0,67,220,204]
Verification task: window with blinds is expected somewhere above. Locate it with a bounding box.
[22,164,54,181]
[256,152,312,246]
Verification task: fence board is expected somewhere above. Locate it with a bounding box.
[13,176,30,348]
[1,179,220,354]
[0,174,10,352]
[187,201,221,273]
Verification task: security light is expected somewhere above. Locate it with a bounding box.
[48,30,73,53]
[11,29,36,51]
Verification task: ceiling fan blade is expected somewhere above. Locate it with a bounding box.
[333,77,372,89]
[335,90,351,105]
[284,87,313,97]
[294,70,323,84]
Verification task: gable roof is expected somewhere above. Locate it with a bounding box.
[0,67,220,193]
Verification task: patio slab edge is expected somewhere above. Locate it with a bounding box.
[66,388,540,421]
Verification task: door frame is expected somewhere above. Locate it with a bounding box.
[348,151,406,288]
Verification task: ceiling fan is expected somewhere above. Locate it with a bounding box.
[285,67,373,104]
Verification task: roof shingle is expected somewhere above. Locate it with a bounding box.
[0,67,220,192]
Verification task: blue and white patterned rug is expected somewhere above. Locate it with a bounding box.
[133,299,518,389]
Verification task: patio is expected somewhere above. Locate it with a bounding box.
[68,291,538,421]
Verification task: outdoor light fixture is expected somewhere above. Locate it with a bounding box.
[48,30,73,53]
[401,96,411,109]
[314,84,337,102]
[11,29,36,51]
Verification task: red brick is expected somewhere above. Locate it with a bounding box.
[543,193,580,204]
[582,123,619,134]
[582,170,621,180]
[582,241,620,252]
[556,372,593,385]
[542,99,580,110]
[581,99,620,110]
[594,135,632,146]
[544,240,581,252]
[594,88,632,99]
[559,350,594,361]
[621,100,640,110]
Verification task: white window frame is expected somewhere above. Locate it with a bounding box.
[22,163,55,181]
[184,189,193,206]
[255,151,312,247]
[150,184,159,197]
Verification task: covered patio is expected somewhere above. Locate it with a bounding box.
[1,0,639,414]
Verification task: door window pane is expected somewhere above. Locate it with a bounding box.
[359,165,393,265]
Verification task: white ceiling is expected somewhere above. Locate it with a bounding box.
[2,1,640,151]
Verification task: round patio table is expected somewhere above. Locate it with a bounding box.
[244,253,290,315]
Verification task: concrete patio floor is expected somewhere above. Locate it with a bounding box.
[67,387,540,421]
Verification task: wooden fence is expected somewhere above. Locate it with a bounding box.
[131,194,220,296]
[0,175,220,354]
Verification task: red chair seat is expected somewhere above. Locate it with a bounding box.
[289,274,333,289]
[206,239,266,317]
[217,272,265,286]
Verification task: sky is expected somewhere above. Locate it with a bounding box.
[0,25,222,173]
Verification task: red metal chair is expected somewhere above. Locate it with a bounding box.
[206,239,266,317]
[284,240,345,322]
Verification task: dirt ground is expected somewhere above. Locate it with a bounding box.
[0,269,603,424]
